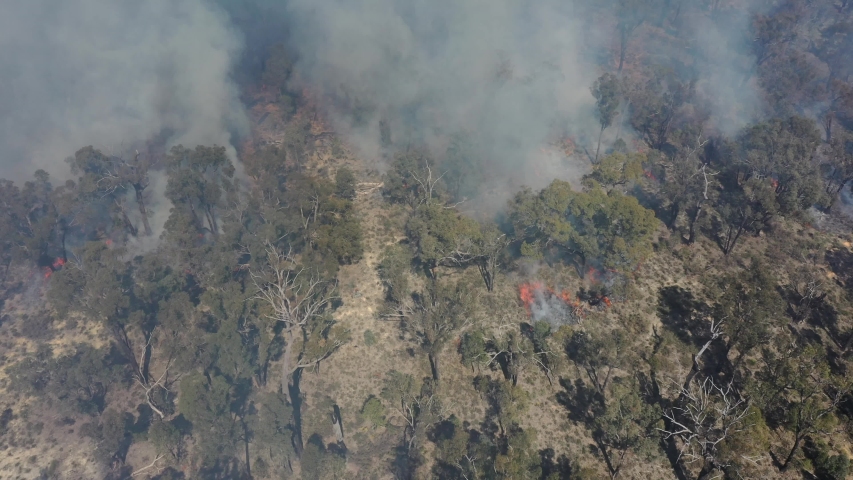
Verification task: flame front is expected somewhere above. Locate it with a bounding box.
[518,281,611,322]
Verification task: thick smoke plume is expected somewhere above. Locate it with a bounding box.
[519,282,586,327]
[0,0,248,181]
[285,0,599,196]
[283,0,763,199]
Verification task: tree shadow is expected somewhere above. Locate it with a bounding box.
[151,467,186,479]
[130,403,153,436]
[630,184,665,222]
[196,457,244,480]
[539,447,574,479]
[826,248,853,295]
[657,285,709,347]
[555,377,601,425]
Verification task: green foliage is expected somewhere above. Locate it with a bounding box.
[8,343,119,416]
[363,329,377,347]
[821,132,853,207]
[593,377,661,476]
[360,396,387,428]
[378,244,412,304]
[81,408,132,464]
[406,201,480,273]
[713,259,784,367]
[250,392,295,474]
[335,166,357,200]
[509,180,658,272]
[400,278,477,381]
[592,73,621,132]
[754,337,849,469]
[460,329,486,371]
[735,116,826,215]
[301,435,347,480]
[148,421,183,462]
[442,133,485,201]
[584,152,645,189]
[474,376,529,435]
[804,438,851,480]
[179,372,239,462]
[4,12,853,477]
[165,144,236,236]
[627,68,694,150]
[567,328,634,396]
[383,149,445,208]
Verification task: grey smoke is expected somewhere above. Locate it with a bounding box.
[0,0,768,192]
[284,0,598,196]
[0,0,248,182]
[282,0,766,196]
[529,287,577,327]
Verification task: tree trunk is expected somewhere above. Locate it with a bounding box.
[595,124,605,163]
[597,443,617,479]
[187,200,202,230]
[428,351,440,382]
[478,260,495,292]
[119,203,138,237]
[616,98,631,140]
[781,434,803,470]
[686,202,703,245]
[243,420,252,478]
[281,330,295,404]
[668,202,681,230]
[205,206,218,236]
[58,220,68,261]
[133,184,153,236]
[618,29,628,73]
[824,114,834,144]
[696,461,717,480]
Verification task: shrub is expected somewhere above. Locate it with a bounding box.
[363,330,377,347]
[360,396,387,428]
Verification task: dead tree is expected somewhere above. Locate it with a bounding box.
[660,377,752,480]
[250,241,340,403]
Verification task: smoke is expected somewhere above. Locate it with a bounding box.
[283,0,599,195]
[529,288,575,328]
[519,282,582,327]
[687,5,765,136]
[0,0,769,194]
[279,0,773,204]
[0,0,248,182]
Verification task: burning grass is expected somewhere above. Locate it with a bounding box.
[518,281,612,326]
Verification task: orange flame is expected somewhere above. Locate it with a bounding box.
[518,282,587,318]
[518,281,543,314]
[52,257,66,269]
[518,281,612,319]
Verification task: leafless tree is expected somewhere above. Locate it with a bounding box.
[410,162,446,209]
[660,377,752,480]
[250,241,341,403]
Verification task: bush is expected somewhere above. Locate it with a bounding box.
[19,312,54,340]
[360,396,387,428]
[806,437,850,480]
[363,330,377,347]
[336,167,357,200]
